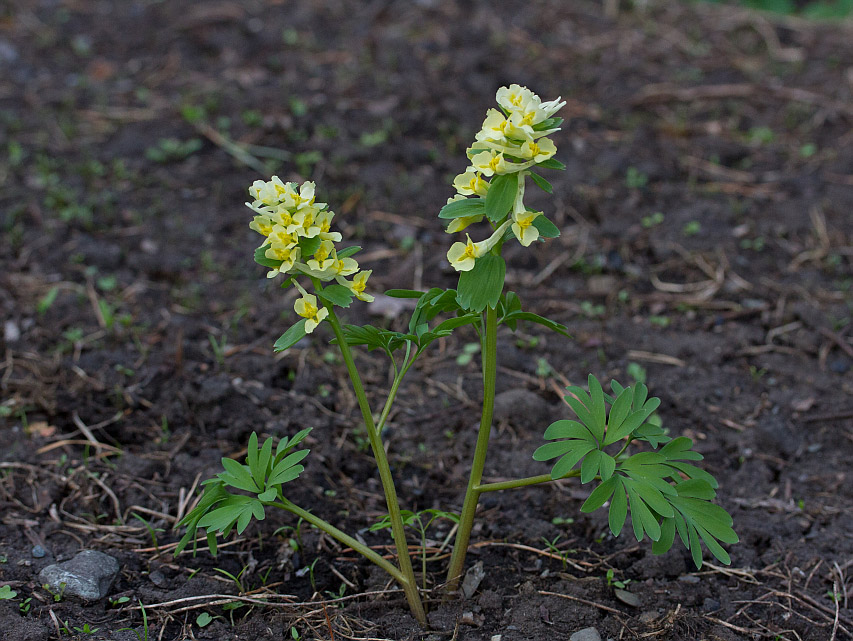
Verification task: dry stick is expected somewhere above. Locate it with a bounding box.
[537,590,624,615]
[830,581,841,641]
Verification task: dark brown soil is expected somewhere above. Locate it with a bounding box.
[2,1,852,640]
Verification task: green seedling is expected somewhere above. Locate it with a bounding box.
[19,597,32,615]
[73,623,99,635]
[131,513,164,551]
[213,566,247,594]
[43,582,66,602]
[642,211,664,228]
[176,85,737,626]
[605,568,630,589]
[625,166,649,189]
[541,535,570,570]
[196,612,216,627]
[145,137,202,163]
[0,585,16,599]
[109,595,131,608]
[117,600,149,641]
[370,509,460,590]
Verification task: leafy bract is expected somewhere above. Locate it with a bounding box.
[484,173,518,222]
[317,284,354,308]
[174,431,311,557]
[536,375,736,569]
[438,197,486,220]
[529,171,553,194]
[457,254,505,312]
[254,245,282,269]
[274,319,307,352]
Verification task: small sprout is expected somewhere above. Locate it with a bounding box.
[196,612,214,627]
[641,212,664,228]
[0,585,17,599]
[37,287,59,315]
[455,342,480,366]
[625,167,648,189]
[682,221,701,236]
[627,362,647,384]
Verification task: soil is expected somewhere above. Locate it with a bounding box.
[1,1,852,640]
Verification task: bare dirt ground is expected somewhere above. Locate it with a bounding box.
[1,1,852,639]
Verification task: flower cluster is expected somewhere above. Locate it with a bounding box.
[445,84,565,272]
[247,177,373,332]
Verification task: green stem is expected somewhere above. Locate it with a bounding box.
[322,304,426,625]
[476,469,581,493]
[277,500,405,585]
[445,305,498,591]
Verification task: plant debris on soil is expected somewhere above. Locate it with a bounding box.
[2,1,852,640]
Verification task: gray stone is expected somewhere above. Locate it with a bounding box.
[31,545,47,558]
[570,627,602,641]
[38,550,120,601]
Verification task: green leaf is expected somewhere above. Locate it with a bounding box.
[609,480,628,536]
[529,171,553,193]
[274,319,308,352]
[563,387,603,443]
[257,488,278,502]
[206,529,218,556]
[254,245,283,269]
[581,449,603,483]
[537,158,566,170]
[433,314,481,334]
[219,458,260,493]
[384,289,425,298]
[438,197,486,220]
[588,375,606,435]
[268,449,309,486]
[246,432,259,484]
[502,311,570,337]
[659,437,703,461]
[484,173,518,222]
[581,476,618,512]
[626,483,661,542]
[531,215,560,238]
[317,284,353,308]
[550,442,597,479]
[276,428,312,460]
[533,440,579,461]
[532,117,563,131]
[337,246,361,259]
[652,516,676,555]
[197,496,265,535]
[543,420,595,441]
[456,254,505,312]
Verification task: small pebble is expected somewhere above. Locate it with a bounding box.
[570,627,602,641]
[31,545,47,558]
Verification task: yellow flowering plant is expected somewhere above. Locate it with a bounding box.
[175,85,737,626]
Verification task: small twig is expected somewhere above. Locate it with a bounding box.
[538,590,624,615]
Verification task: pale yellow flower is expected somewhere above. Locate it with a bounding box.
[263,242,300,277]
[470,150,507,177]
[519,137,557,163]
[496,84,538,114]
[339,270,374,302]
[453,167,490,197]
[446,221,511,272]
[511,210,541,247]
[294,294,328,333]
